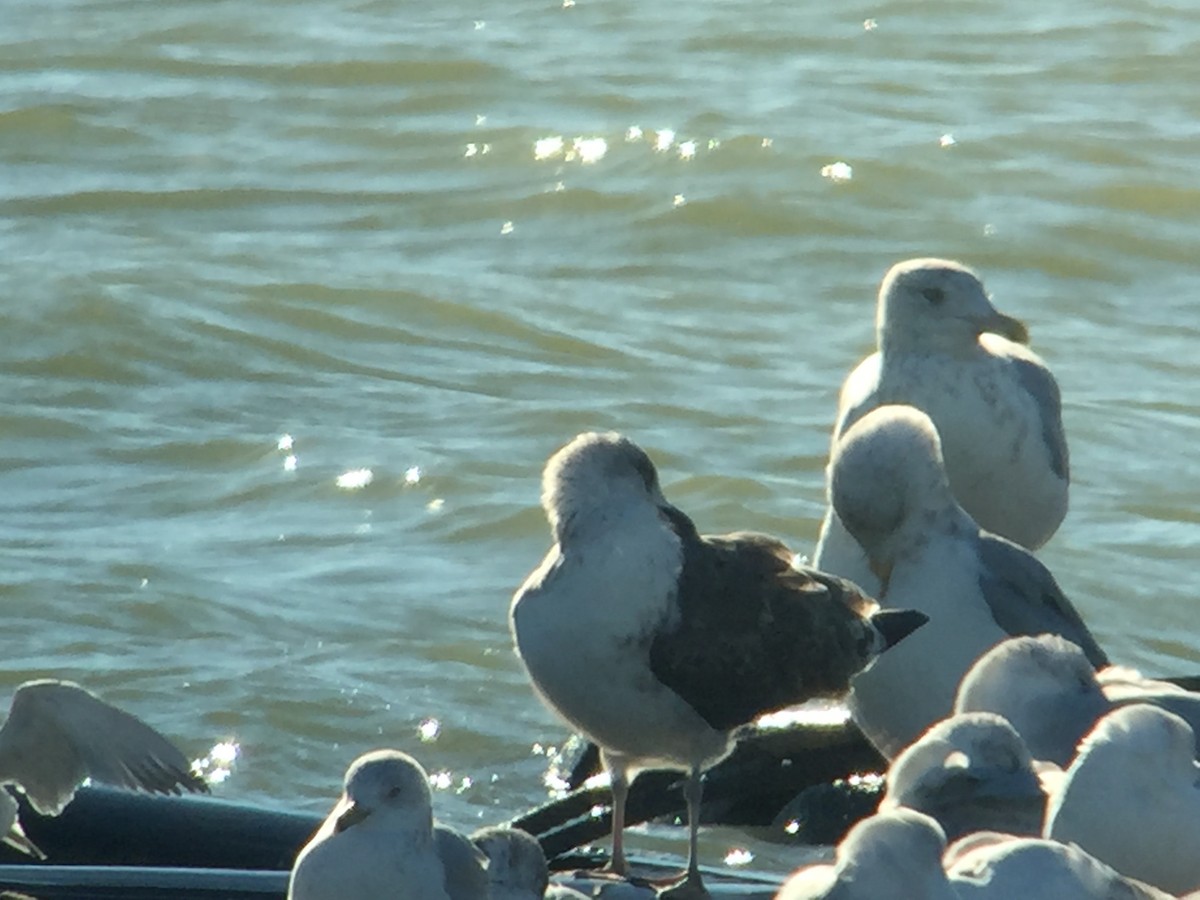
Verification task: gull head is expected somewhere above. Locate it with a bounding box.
[877,258,1029,354]
[541,431,667,542]
[955,635,1109,766]
[472,825,550,895]
[332,749,434,835]
[838,809,952,895]
[829,405,958,578]
[884,712,1044,837]
[1078,704,1198,780]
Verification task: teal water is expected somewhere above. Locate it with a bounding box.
[3,0,1200,876]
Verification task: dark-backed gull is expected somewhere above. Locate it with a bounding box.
[511,431,926,898]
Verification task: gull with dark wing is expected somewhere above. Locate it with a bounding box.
[815,258,1068,597]
[0,679,208,858]
[511,431,926,898]
[828,405,1105,757]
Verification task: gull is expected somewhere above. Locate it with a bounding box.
[879,712,1048,840]
[956,634,1200,765]
[511,432,927,898]
[828,405,1105,757]
[288,749,487,900]
[0,679,209,858]
[775,808,958,900]
[471,825,588,899]
[946,831,1175,899]
[1045,704,1200,895]
[814,258,1068,597]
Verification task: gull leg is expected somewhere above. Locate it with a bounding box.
[609,757,631,875]
[657,767,709,899]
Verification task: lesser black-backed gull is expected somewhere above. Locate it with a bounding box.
[511,431,927,898]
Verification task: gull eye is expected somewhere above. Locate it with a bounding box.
[387,786,403,799]
[920,286,946,305]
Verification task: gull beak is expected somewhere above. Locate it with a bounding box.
[983,311,1030,345]
[334,799,369,833]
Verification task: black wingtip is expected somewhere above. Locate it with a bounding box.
[871,608,929,650]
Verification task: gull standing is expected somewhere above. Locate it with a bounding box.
[879,712,1047,840]
[0,679,209,858]
[829,405,1104,757]
[511,432,927,898]
[288,749,486,900]
[814,258,1068,597]
[1045,704,1200,895]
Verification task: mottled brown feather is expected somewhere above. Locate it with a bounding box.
[649,506,884,733]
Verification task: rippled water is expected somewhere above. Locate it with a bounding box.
[4,0,1200,877]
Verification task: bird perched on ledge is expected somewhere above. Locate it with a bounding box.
[511,431,926,898]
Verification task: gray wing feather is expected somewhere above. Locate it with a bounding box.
[1010,355,1069,481]
[976,536,1107,668]
[0,680,208,815]
[435,825,489,900]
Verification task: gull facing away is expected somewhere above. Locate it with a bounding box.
[956,634,1200,766]
[1045,704,1200,895]
[945,830,1175,900]
[288,749,487,900]
[879,712,1048,841]
[774,809,958,900]
[511,432,927,898]
[829,405,1106,758]
[814,258,1068,597]
[471,825,588,900]
[0,679,209,859]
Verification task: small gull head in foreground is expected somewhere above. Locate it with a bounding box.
[880,711,1047,840]
[288,749,485,900]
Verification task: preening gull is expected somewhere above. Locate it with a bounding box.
[945,831,1175,899]
[775,808,957,900]
[828,405,1105,757]
[1044,704,1200,895]
[879,712,1047,840]
[814,258,1068,597]
[471,825,588,900]
[288,749,487,900]
[956,634,1200,765]
[0,679,208,858]
[511,432,927,898]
